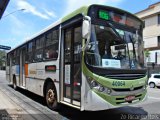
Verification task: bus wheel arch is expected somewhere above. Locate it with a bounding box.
[13,74,17,90]
[43,78,58,110]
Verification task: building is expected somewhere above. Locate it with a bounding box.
[135,2,160,64]
[0,0,10,19]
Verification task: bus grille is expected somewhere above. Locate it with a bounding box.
[105,74,145,80]
[113,86,143,92]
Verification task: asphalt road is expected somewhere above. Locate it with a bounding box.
[0,70,160,120]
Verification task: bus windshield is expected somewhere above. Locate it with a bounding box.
[85,24,144,69]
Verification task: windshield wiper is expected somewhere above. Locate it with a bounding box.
[106,22,124,42]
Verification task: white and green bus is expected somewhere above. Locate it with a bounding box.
[6,4,147,111]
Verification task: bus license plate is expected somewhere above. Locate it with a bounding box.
[125,95,135,102]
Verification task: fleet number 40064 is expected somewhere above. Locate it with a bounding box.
[112,81,125,86]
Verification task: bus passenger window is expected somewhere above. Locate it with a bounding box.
[45,48,58,59]
[27,41,35,63]
[35,36,44,61]
[35,49,43,61]
[12,51,16,65]
[7,54,10,66]
[44,29,59,60]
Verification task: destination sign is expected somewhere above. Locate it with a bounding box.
[98,9,141,29]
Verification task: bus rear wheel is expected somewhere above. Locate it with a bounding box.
[45,82,58,110]
[13,75,17,90]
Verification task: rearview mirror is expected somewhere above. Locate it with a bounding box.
[82,16,91,39]
[82,16,91,51]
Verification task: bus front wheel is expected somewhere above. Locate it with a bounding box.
[45,82,58,110]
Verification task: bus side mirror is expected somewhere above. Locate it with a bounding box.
[82,16,91,39]
[82,16,91,51]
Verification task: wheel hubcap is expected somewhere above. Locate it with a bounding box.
[47,89,55,103]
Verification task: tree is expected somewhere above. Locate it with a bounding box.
[0,50,6,67]
[144,49,150,58]
[144,49,150,64]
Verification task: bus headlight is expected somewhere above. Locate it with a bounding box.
[99,85,105,92]
[90,80,105,92]
[88,79,111,94]
[106,88,112,94]
[91,80,98,87]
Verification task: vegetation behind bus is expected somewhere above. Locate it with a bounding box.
[0,50,6,70]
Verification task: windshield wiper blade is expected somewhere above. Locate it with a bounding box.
[106,22,124,42]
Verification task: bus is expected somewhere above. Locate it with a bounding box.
[6,4,147,111]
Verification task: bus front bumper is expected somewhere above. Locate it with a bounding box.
[83,89,147,111]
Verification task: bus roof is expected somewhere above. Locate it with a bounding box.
[8,4,142,53]
[62,6,88,22]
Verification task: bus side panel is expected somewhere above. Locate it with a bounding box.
[15,65,20,86]
[36,61,59,80]
[26,61,60,98]
[25,63,41,95]
[6,66,10,83]
[11,65,17,84]
[11,65,20,86]
[38,60,59,99]
[27,63,36,79]
[26,77,44,96]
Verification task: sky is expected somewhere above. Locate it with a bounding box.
[0,0,160,49]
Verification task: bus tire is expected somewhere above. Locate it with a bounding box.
[13,75,17,90]
[45,82,58,110]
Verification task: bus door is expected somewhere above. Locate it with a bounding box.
[61,24,82,107]
[20,47,26,87]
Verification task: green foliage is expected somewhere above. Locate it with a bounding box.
[0,50,6,66]
[144,49,150,57]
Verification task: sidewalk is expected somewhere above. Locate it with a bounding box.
[0,70,61,120]
[0,70,7,84]
[0,70,23,118]
[0,87,22,113]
